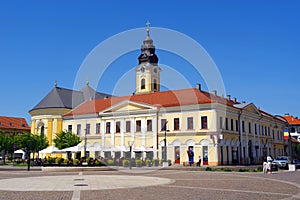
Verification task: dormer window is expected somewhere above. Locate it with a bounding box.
[9,122,13,126]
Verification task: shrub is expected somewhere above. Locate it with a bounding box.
[73,158,79,165]
[123,159,130,167]
[146,159,152,167]
[238,168,249,172]
[47,157,55,164]
[205,167,213,171]
[63,158,69,164]
[256,166,263,172]
[95,159,102,166]
[136,159,142,167]
[55,157,64,164]
[167,159,172,166]
[153,159,159,166]
[107,159,114,166]
[223,167,232,172]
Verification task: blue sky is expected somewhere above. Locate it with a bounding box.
[0,1,299,123]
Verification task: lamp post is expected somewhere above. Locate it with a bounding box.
[128,141,134,170]
[27,140,31,171]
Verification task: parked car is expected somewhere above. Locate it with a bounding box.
[272,156,291,169]
[292,159,300,169]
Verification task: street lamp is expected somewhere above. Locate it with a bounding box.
[128,141,134,170]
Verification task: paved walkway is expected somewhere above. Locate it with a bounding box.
[0,167,299,199]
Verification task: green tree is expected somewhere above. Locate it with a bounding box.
[14,132,48,171]
[15,133,48,153]
[53,131,81,149]
[0,132,14,163]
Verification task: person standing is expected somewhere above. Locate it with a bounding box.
[187,148,194,166]
[263,156,268,174]
[196,156,201,167]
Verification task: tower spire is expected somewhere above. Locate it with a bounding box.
[146,21,150,36]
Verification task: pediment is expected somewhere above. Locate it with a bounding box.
[243,103,261,115]
[99,100,158,115]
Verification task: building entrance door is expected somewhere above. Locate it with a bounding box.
[174,146,180,164]
[203,146,208,165]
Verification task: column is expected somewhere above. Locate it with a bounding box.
[101,119,105,147]
[141,117,146,146]
[120,118,125,157]
[31,120,36,134]
[111,120,115,147]
[153,115,158,159]
[239,118,243,164]
[130,117,135,158]
[47,119,53,146]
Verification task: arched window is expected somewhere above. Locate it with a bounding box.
[41,126,45,137]
[141,79,145,90]
[153,79,157,90]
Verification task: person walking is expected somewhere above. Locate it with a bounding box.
[263,155,268,174]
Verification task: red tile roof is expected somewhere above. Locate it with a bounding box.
[283,115,300,125]
[64,88,238,117]
[0,116,30,131]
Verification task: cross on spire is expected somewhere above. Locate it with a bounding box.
[146,21,150,36]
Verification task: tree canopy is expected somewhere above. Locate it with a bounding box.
[53,131,81,149]
[14,132,48,153]
[0,132,14,154]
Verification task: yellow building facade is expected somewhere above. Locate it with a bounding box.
[30,27,287,166]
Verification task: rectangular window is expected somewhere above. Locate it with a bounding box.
[225,118,228,130]
[136,120,141,132]
[116,121,121,133]
[86,123,90,134]
[248,122,251,133]
[268,127,270,136]
[147,119,152,131]
[161,119,167,131]
[262,125,264,135]
[96,123,100,134]
[126,121,131,132]
[76,124,81,135]
[242,121,245,132]
[68,125,72,132]
[201,116,208,129]
[187,117,193,130]
[236,120,239,131]
[230,119,234,131]
[174,118,180,130]
[255,124,257,134]
[106,122,111,133]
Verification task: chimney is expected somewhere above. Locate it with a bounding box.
[233,97,237,103]
[196,84,201,91]
[212,90,217,96]
[285,113,289,116]
[227,95,231,101]
[242,101,246,103]
[104,95,109,99]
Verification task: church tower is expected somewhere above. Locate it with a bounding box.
[135,22,161,94]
